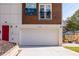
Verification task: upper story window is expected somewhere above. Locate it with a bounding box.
[39,4,52,20]
[25,3,37,16]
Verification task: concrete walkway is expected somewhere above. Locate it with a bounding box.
[18,46,79,56]
[62,43,79,47]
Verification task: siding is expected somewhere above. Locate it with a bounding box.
[0,3,22,43]
[22,3,62,24]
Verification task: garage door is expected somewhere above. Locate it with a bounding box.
[20,28,59,45]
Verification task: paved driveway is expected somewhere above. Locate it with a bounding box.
[18,46,79,56]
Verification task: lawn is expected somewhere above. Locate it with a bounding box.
[64,46,79,53]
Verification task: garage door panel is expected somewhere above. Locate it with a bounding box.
[21,29,59,45]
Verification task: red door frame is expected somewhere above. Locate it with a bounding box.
[2,25,9,41]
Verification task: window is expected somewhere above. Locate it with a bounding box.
[25,3,37,16]
[39,4,52,20]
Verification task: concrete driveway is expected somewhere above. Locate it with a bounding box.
[18,46,79,56]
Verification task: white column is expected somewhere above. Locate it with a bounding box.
[59,26,62,46]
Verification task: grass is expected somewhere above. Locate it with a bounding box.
[64,46,79,53]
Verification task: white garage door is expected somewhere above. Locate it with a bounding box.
[20,28,59,45]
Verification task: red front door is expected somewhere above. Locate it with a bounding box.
[2,25,9,41]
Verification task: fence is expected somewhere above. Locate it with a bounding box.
[63,33,79,43]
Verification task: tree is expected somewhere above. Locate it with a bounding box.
[65,9,79,33]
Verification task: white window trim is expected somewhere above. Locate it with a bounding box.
[39,3,52,20]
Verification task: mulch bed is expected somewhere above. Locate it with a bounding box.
[0,40,16,56]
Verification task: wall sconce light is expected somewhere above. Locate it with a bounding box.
[16,25,17,28]
[10,25,12,28]
[0,30,1,34]
[5,21,7,23]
